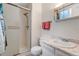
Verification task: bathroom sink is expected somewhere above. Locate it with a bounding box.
[52,39,77,48]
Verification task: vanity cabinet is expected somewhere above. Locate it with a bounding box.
[40,41,71,56]
[55,49,70,56]
[40,41,54,56]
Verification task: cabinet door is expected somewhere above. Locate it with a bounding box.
[55,49,70,56]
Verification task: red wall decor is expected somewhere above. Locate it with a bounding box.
[42,21,51,30]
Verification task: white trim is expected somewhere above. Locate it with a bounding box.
[7,3,31,11]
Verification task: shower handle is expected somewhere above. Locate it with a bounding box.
[25,25,29,30]
[24,13,29,30]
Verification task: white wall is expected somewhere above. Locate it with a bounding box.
[31,3,42,47]
[41,3,55,36]
[41,3,79,40]
[53,4,79,40]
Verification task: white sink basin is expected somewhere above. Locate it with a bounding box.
[52,39,77,48]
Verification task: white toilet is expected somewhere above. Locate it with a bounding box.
[31,46,42,56]
[31,35,45,56]
[31,35,53,56]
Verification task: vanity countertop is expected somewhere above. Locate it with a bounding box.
[40,39,79,56]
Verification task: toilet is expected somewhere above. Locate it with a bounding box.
[31,35,53,56]
[31,35,46,56]
[31,46,42,56]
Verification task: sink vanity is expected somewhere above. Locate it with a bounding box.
[51,38,77,48]
[40,37,79,56]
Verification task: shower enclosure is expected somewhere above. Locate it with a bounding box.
[2,3,31,55]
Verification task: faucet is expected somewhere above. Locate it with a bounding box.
[58,37,70,42]
[62,39,69,42]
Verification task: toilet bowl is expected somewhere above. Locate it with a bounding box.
[31,46,42,56]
